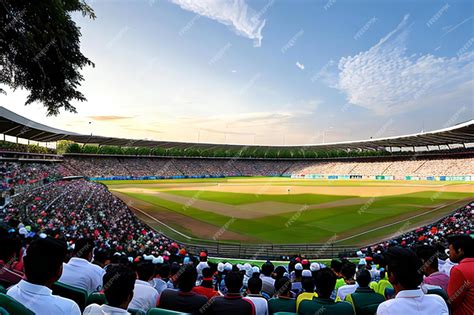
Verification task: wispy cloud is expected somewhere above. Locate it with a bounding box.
[334,14,474,115]
[200,128,256,136]
[124,127,163,134]
[170,0,267,47]
[181,111,295,127]
[87,115,134,121]
[442,16,473,36]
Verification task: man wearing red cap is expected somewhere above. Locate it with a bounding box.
[196,251,209,279]
[192,267,220,300]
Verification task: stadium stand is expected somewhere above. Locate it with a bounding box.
[56,155,474,179]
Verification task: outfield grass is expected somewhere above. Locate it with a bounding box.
[117,189,472,245]
[164,190,354,205]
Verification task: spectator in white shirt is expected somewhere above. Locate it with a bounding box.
[128,262,159,312]
[196,251,209,279]
[7,237,81,315]
[59,238,105,293]
[336,262,358,301]
[84,264,136,315]
[151,263,170,294]
[439,258,457,276]
[246,275,268,315]
[376,247,449,315]
[260,261,275,296]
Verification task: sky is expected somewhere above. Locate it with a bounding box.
[1,0,474,145]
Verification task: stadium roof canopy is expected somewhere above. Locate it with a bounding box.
[1,106,474,151]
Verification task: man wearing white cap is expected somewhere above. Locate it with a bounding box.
[243,263,253,287]
[218,262,233,294]
[310,262,320,279]
[296,270,318,312]
[217,262,225,273]
[291,263,303,295]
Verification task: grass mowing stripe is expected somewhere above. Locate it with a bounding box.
[164,190,355,205]
[119,192,279,242]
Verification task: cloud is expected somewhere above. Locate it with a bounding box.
[200,128,256,136]
[125,127,163,134]
[296,61,305,70]
[442,16,473,36]
[170,0,267,47]
[334,14,474,115]
[87,115,133,121]
[181,111,295,127]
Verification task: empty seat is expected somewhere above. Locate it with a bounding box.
[147,308,191,315]
[52,282,88,311]
[0,293,34,315]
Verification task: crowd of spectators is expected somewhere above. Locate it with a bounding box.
[288,157,474,179]
[0,162,63,193]
[61,156,474,179]
[62,157,294,178]
[364,202,473,256]
[1,179,180,260]
[1,230,473,314]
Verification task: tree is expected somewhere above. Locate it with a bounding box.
[0,0,95,115]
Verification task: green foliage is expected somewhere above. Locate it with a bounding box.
[0,0,95,115]
[82,145,98,154]
[66,142,81,153]
[56,140,74,154]
[0,140,53,153]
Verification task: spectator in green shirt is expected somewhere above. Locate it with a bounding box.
[299,268,354,315]
[296,270,318,312]
[345,269,385,315]
[268,276,296,315]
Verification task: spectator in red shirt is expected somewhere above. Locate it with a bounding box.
[205,271,255,315]
[158,264,208,314]
[447,235,474,315]
[192,267,220,300]
[0,232,24,287]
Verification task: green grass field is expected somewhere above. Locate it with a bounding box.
[103,177,473,246]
